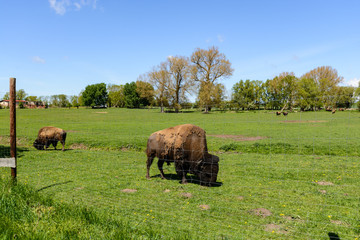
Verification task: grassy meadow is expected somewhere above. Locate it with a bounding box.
[0,108,359,239]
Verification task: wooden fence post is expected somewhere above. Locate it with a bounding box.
[10,78,17,180]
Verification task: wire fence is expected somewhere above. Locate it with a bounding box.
[0,93,359,238]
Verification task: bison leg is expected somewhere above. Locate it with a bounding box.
[146,156,155,179]
[157,159,166,179]
[52,141,58,150]
[61,140,65,151]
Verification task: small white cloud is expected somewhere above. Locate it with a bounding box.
[344,78,359,87]
[49,0,97,15]
[32,56,46,64]
[49,0,70,15]
[217,35,224,43]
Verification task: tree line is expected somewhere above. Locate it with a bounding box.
[2,47,359,111]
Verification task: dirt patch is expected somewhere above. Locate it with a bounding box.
[199,205,210,210]
[121,189,137,193]
[331,220,343,225]
[164,189,171,193]
[181,192,193,198]
[319,190,327,194]
[70,143,88,150]
[265,224,288,234]
[250,208,272,217]
[209,135,267,141]
[315,181,334,186]
[237,196,244,200]
[281,120,328,123]
[74,187,84,191]
[95,112,108,114]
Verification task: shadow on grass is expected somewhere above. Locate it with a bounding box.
[328,232,340,240]
[37,180,73,192]
[0,145,29,158]
[151,173,223,187]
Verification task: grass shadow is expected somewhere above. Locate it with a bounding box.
[328,232,340,240]
[37,180,73,192]
[151,173,223,187]
[0,145,29,158]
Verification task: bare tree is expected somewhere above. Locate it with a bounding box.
[148,63,170,113]
[191,46,233,113]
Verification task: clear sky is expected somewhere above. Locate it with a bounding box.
[1,0,359,99]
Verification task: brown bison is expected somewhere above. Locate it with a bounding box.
[146,124,219,186]
[332,109,336,114]
[33,127,67,151]
[276,111,281,115]
[282,112,288,116]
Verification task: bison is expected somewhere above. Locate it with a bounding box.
[33,127,67,151]
[276,111,281,115]
[146,124,219,186]
[332,109,336,114]
[282,112,288,116]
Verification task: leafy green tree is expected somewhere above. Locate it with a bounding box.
[301,66,343,108]
[70,95,80,108]
[136,80,155,107]
[3,89,28,100]
[123,82,140,108]
[82,83,108,107]
[25,96,38,102]
[107,84,125,108]
[335,86,355,108]
[295,78,321,111]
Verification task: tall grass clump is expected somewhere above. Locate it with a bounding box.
[0,177,195,239]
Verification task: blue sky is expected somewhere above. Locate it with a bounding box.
[1,0,359,99]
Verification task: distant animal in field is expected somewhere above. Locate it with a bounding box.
[282,112,288,116]
[332,109,336,114]
[33,127,67,151]
[339,108,344,111]
[326,108,332,112]
[146,124,219,186]
[276,111,281,115]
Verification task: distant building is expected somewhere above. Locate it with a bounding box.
[0,100,45,108]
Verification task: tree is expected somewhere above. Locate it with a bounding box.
[136,78,155,107]
[107,84,125,107]
[70,95,80,108]
[167,56,194,112]
[123,82,140,108]
[335,86,355,108]
[16,89,27,100]
[232,80,265,110]
[3,89,28,100]
[82,83,108,107]
[295,78,321,111]
[25,96,38,102]
[148,63,170,113]
[191,46,234,112]
[301,66,343,108]
[265,72,298,110]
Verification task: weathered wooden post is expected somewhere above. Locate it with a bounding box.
[10,78,17,180]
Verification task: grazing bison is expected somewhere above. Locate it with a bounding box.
[282,112,288,116]
[276,111,281,115]
[146,124,219,186]
[332,109,336,114]
[33,127,67,151]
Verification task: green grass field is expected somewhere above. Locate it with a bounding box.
[0,108,359,239]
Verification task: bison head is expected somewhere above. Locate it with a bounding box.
[198,154,219,186]
[33,139,45,150]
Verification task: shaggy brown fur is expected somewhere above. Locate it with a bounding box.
[282,112,288,116]
[332,109,336,114]
[276,111,281,115]
[146,124,219,186]
[33,127,67,151]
